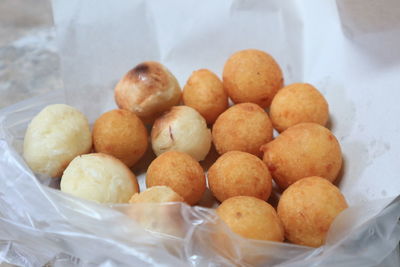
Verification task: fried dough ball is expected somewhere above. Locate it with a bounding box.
[277,176,348,247]
[23,104,92,178]
[208,151,272,202]
[270,83,329,132]
[126,186,184,237]
[217,196,284,241]
[60,153,139,203]
[212,103,273,156]
[182,69,228,124]
[114,61,181,123]
[129,186,184,203]
[146,151,206,205]
[261,123,342,189]
[151,106,212,161]
[223,49,283,108]
[93,109,148,168]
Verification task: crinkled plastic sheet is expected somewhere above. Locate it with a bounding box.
[1,0,400,266]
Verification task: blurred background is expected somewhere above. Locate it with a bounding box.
[0,1,58,265]
[0,0,61,109]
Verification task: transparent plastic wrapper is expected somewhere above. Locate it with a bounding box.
[1,0,400,266]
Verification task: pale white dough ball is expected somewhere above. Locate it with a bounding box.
[151,106,212,161]
[23,104,92,178]
[60,153,139,203]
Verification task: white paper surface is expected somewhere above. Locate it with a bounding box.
[0,0,399,266]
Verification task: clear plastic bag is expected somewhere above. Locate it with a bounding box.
[1,0,400,266]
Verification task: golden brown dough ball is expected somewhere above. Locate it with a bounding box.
[182,69,228,124]
[270,83,329,132]
[60,153,139,203]
[125,204,184,238]
[129,186,184,203]
[93,109,148,168]
[212,103,273,156]
[23,104,92,178]
[261,123,342,189]
[146,151,206,205]
[114,61,181,123]
[217,196,284,242]
[223,49,283,108]
[277,176,348,247]
[208,151,272,202]
[126,186,184,237]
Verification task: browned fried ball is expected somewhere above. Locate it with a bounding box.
[146,151,206,205]
[270,83,329,132]
[182,69,228,124]
[217,196,284,241]
[126,185,184,237]
[93,109,148,168]
[208,151,272,202]
[277,176,348,247]
[261,123,342,189]
[114,61,181,123]
[212,103,273,156]
[223,49,283,108]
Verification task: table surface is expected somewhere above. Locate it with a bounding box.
[0,0,61,110]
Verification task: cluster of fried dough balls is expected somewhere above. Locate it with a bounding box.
[210,50,346,248]
[23,49,349,251]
